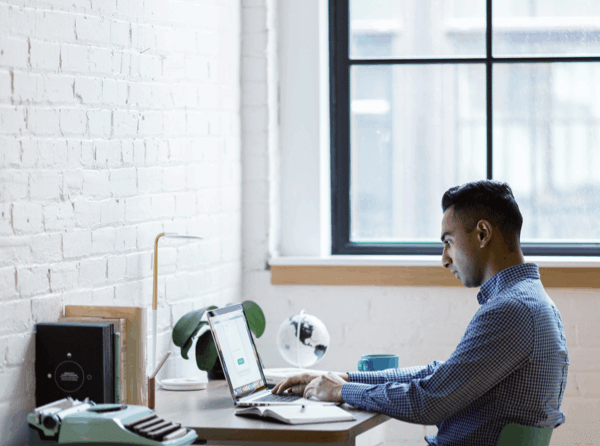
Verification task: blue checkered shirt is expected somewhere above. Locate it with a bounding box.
[341,263,569,446]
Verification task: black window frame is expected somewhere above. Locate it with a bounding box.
[330,0,600,256]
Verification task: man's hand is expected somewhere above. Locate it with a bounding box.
[303,372,348,403]
[271,373,322,395]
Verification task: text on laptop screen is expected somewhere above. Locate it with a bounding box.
[211,310,264,397]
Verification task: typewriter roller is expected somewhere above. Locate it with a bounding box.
[28,398,199,446]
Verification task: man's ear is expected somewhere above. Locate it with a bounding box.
[475,220,493,248]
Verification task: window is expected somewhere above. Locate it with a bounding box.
[330,0,600,256]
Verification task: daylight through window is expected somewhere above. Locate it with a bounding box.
[330,0,600,255]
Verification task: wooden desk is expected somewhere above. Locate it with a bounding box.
[155,381,390,446]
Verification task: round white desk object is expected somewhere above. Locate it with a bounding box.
[277,310,330,368]
[160,378,208,391]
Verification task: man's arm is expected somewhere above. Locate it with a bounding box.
[305,299,534,425]
[272,362,443,395]
[341,299,534,424]
[301,363,443,404]
[348,362,444,385]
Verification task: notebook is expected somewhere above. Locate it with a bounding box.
[207,305,331,407]
[235,404,355,424]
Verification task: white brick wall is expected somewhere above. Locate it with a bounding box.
[0,0,241,444]
[241,0,278,274]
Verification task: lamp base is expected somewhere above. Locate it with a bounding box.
[160,378,207,391]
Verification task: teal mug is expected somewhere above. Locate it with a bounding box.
[357,354,399,371]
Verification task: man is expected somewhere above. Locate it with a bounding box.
[273,180,569,445]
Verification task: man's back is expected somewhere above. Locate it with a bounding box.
[431,264,569,445]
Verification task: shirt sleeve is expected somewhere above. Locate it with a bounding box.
[347,361,444,385]
[341,298,534,425]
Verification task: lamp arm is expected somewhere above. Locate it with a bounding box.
[152,233,166,373]
[153,233,166,311]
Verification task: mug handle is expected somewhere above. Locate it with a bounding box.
[357,358,371,371]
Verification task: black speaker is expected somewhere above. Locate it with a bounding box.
[35,322,114,406]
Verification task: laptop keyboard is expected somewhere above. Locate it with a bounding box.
[253,392,302,403]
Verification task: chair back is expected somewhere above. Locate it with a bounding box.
[497,423,553,446]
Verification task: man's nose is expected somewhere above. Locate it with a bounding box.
[441,247,451,269]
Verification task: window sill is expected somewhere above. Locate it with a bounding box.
[269,256,600,288]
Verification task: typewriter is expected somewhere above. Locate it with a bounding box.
[27,397,199,446]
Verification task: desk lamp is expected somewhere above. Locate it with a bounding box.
[152,233,203,383]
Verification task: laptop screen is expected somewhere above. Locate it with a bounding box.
[208,305,267,400]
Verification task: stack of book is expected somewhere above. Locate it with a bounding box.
[58,316,126,403]
[61,306,148,406]
[35,322,115,406]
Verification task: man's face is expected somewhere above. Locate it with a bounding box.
[440,207,484,288]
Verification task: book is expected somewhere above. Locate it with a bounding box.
[35,322,114,407]
[64,306,147,405]
[59,316,127,404]
[114,332,121,403]
[235,404,355,425]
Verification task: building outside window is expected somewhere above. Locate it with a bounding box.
[332,0,600,255]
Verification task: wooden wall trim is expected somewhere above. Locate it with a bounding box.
[270,265,600,289]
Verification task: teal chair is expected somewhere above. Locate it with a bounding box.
[497,424,553,446]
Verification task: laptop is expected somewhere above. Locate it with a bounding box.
[207,304,327,407]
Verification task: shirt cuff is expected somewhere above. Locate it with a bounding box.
[348,371,387,384]
[341,382,372,408]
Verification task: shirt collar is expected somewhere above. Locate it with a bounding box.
[477,263,540,305]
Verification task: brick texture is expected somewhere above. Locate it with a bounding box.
[0,1,241,444]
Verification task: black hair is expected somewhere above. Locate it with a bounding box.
[441,180,523,251]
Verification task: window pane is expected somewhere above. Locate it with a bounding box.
[349,0,485,59]
[350,64,486,242]
[493,63,600,242]
[493,1,600,56]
